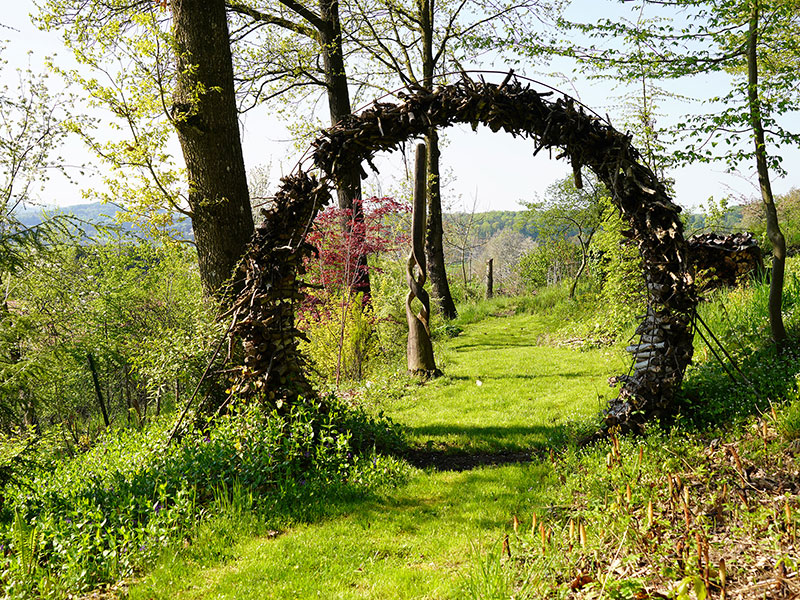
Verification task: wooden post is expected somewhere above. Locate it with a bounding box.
[406,143,439,377]
[486,258,494,299]
[87,352,110,428]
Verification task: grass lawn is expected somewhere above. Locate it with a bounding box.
[386,312,627,453]
[129,308,627,599]
[133,463,553,599]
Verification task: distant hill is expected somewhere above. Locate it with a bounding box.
[13,202,195,240]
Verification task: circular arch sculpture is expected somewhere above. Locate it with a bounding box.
[230,75,697,433]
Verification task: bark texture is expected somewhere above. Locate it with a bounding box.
[424,128,458,318]
[318,0,370,294]
[318,0,359,209]
[170,0,254,297]
[417,0,457,319]
[406,144,439,376]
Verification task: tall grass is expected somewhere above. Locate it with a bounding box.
[678,259,800,427]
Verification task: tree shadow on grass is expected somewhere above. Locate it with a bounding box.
[451,339,544,351]
[399,422,587,471]
[445,372,608,381]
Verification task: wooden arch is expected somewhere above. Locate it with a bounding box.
[230,76,697,433]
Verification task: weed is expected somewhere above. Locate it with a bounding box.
[460,543,527,600]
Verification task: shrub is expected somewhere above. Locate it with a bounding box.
[515,239,581,292]
[588,198,645,335]
[777,393,800,441]
[299,293,380,385]
[678,259,800,427]
[299,197,410,386]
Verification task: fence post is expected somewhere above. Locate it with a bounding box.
[486,258,494,299]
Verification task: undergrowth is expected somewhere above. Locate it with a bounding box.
[0,396,408,598]
[460,262,800,599]
[465,418,799,599]
[678,266,800,428]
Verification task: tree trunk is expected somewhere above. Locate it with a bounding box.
[748,2,787,349]
[170,0,254,297]
[570,252,586,300]
[570,232,593,300]
[319,0,359,209]
[417,0,456,318]
[424,128,458,318]
[318,0,370,295]
[87,353,110,428]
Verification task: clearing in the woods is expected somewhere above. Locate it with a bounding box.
[130,307,626,599]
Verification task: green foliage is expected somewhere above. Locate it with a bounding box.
[0,238,215,433]
[679,262,800,426]
[36,2,189,238]
[0,397,407,598]
[300,293,380,386]
[369,256,411,363]
[558,0,800,174]
[460,544,526,600]
[587,197,645,337]
[453,210,539,242]
[777,392,800,441]
[682,200,746,237]
[515,239,580,291]
[520,174,608,298]
[742,187,800,251]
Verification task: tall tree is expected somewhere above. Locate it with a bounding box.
[223,0,373,293]
[226,0,361,211]
[347,0,558,318]
[0,49,85,428]
[746,0,786,346]
[38,0,254,297]
[170,0,254,296]
[557,0,800,348]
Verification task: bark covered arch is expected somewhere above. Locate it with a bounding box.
[231,75,697,432]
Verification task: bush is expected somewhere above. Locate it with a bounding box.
[299,293,380,385]
[677,259,800,427]
[515,239,581,292]
[777,392,800,441]
[588,199,645,336]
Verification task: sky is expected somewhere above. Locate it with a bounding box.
[2,0,799,214]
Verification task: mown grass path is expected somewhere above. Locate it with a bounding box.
[131,312,626,599]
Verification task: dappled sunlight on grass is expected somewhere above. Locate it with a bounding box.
[130,304,628,599]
